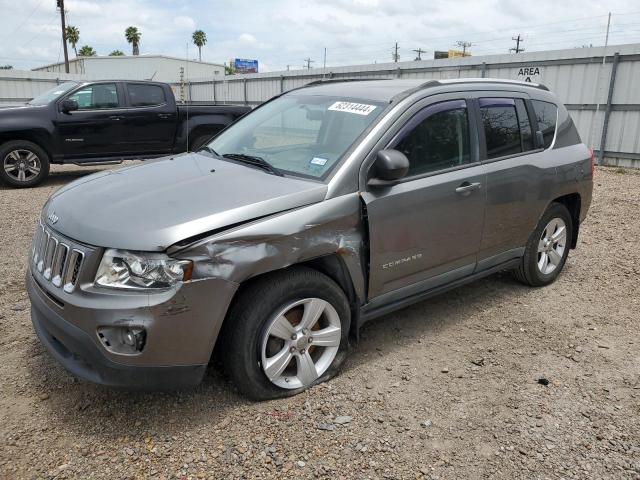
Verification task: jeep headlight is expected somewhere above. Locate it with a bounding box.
[95,249,193,290]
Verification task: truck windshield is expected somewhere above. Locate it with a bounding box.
[28,82,78,106]
[206,94,386,179]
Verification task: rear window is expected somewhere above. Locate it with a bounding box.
[480,98,521,159]
[531,100,558,149]
[127,84,166,107]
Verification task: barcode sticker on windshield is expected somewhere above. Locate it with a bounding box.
[328,101,377,116]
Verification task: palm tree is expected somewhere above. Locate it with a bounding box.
[192,30,207,61]
[78,45,96,57]
[64,26,80,57]
[125,26,141,56]
[109,50,125,56]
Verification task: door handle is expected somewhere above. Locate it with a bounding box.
[109,115,123,121]
[455,182,482,196]
[157,113,172,119]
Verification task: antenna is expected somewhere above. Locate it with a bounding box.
[185,42,190,152]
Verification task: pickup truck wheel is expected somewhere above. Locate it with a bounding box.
[223,266,350,400]
[0,141,50,188]
[513,203,572,287]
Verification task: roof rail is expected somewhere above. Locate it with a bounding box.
[304,78,391,87]
[436,78,550,91]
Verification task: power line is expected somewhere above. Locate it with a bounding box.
[413,47,426,60]
[0,0,46,42]
[510,34,525,53]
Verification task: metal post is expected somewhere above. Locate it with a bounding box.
[188,81,192,103]
[212,79,216,104]
[481,62,487,78]
[243,78,247,105]
[396,67,402,78]
[280,75,284,94]
[598,52,620,165]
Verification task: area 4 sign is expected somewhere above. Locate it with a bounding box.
[517,66,543,83]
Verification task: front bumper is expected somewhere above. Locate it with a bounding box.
[27,268,238,389]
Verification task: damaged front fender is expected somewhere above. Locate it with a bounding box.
[172,193,367,301]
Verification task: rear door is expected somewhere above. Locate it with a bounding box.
[361,95,487,300]
[55,82,126,160]
[119,82,177,155]
[473,92,558,269]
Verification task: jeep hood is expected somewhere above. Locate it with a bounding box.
[44,153,327,251]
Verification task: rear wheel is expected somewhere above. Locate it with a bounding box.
[222,267,350,400]
[0,140,50,188]
[513,203,572,286]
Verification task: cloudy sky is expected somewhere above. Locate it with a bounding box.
[0,0,638,72]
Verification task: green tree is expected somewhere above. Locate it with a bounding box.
[125,26,141,56]
[64,25,80,57]
[109,50,125,56]
[192,29,207,61]
[78,45,96,57]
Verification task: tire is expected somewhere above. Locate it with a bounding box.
[0,140,50,188]
[222,266,351,400]
[513,202,573,287]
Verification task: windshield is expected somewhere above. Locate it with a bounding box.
[28,81,78,106]
[207,94,386,179]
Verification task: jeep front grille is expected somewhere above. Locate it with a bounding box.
[32,222,85,293]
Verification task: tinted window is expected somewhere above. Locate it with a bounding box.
[515,99,534,151]
[127,84,166,106]
[394,102,470,176]
[480,98,521,159]
[67,83,119,109]
[531,100,558,149]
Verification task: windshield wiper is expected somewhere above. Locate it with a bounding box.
[222,153,283,177]
[199,145,220,157]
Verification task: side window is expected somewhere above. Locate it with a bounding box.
[515,99,534,151]
[479,98,521,159]
[127,84,166,107]
[67,83,119,110]
[531,100,558,149]
[393,100,471,176]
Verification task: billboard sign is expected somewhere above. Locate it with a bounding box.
[233,58,259,73]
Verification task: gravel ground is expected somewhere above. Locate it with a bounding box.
[0,164,639,480]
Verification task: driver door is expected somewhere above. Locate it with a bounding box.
[55,82,126,160]
[361,96,487,301]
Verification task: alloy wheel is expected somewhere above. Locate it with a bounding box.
[537,217,567,275]
[3,149,41,183]
[261,298,342,390]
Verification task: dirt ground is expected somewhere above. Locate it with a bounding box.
[0,164,639,480]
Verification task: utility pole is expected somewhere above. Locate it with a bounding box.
[323,47,327,69]
[413,47,426,61]
[303,57,314,69]
[392,42,399,62]
[510,34,524,53]
[456,40,472,55]
[57,0,70,73]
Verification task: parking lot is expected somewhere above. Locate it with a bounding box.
[0,164,639,479]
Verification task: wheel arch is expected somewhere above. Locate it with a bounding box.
[550,193,581,249]
[0,130,54,160]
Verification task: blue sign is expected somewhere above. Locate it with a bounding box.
[234,58,259,73]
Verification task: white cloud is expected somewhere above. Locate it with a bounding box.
[174,15,196,30]
[238,33,257,45]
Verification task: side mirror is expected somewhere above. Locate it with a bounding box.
[367,149,409,187]
[61,99,79,113]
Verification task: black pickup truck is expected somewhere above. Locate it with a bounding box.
[0,80,250,187]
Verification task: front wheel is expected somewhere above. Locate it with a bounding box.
[513,203,573,286]
[222,267,350,400]
[0,140,50,188]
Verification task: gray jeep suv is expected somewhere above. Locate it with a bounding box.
[27,78,593,399]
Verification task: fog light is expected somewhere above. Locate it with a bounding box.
[122,328,146,352]
[97,326,146,354]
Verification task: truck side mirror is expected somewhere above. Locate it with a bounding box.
[61,99,79,113]
[367,149,410,187]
